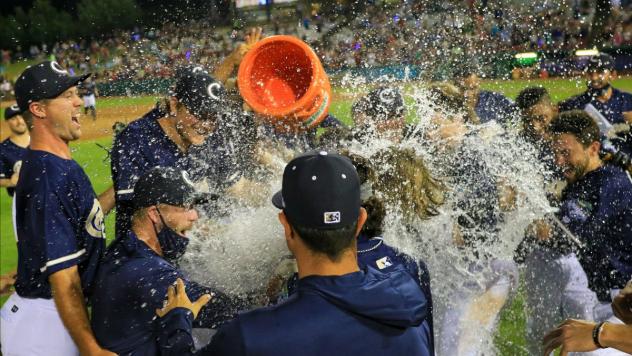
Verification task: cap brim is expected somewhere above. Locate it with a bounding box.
[271,190,284,209]
[47,73,92,99]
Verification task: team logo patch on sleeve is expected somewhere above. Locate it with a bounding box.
[323,211,341,224]
[375,256,393,270]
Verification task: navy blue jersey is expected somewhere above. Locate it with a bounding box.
[0,138,27,196]
[14,149,105,299]
[111,108,228,236]
[475,91,518,125]
[111,108,187,235]
[91,230,238,355]
[160,266,432,356]
[559,88,632,125]
[558,164,632,301]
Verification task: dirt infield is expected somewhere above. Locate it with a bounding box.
[0,99,155,142]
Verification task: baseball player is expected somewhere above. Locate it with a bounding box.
[111,67,236,237]
[79,76,98,120]
[534,111,632,356]
[454,65,518,127]
[0,104,29,197]
[560,53,632,153]
[0,61,113,355]
[91,167,239,354]
[156,151,433,356]
[515,87,605,356]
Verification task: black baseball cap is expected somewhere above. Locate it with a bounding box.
[133,167,216,209]
[173,66,230,120]
[4,104,22,120]
[586,53,615,72]
[272,151,361,229]
[15,61,91,112]
[352,87,405,122]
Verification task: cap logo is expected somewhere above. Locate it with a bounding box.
[379,88,395,104]
[192,66,205,74]
[324,211,341,224]
[10,104,19,111]
[207,83,221,100]
[181,170,195,188]
[375,256,393,270]
[50,61,68,75]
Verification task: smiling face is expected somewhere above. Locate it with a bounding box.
[587,69,613,90]
[524,99,557,141]
[39,86,84,142]
[552,133,596,184]
[6,114,27,135]
[174,104,216,146]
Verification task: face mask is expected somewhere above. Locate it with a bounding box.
[153,208,190,262]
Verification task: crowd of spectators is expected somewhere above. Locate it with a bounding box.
[3,0,632,88]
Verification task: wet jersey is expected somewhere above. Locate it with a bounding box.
[475,91,518,126]
[111,108,224,236]
[91,230,238,355]
[0,138,27,196]
[560,88,632,125]
[558,164,632,301]
[14,149,105,299]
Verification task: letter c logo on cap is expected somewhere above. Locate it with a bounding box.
[50,61,69,75]
[379,88,395,104]
[192,66,205,74]
[10,104,19,111]
[207,83,221,100]
[181,170,195,188]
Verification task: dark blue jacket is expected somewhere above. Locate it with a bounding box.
[162,266,433,356]
[356,234,434,350]
[91,231,238,355]
[558,164,632,301]
[475,90,517,126]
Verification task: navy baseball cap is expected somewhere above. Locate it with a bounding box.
[272,151,361,229]
[133,167,217,209]
[352,87,405,122]
[15,61,91,112]
[4,104,21,120]
[586,53,615,72]
[173,66,230,120]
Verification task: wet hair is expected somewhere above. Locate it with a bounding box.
[373,148,445,221]
[428,83,480,124]
[515,87,549,111]
[290,221,359,262]
[549,110,600,148]
[361,196,386,237]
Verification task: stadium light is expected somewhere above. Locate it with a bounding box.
[514,52,538,59]
[575,48,600,57]
[515,52,538,66]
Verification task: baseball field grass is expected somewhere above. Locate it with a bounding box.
[1,76,631,354]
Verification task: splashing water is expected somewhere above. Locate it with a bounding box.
[180,79,555,355]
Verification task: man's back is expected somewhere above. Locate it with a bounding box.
[204,266,432,356]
